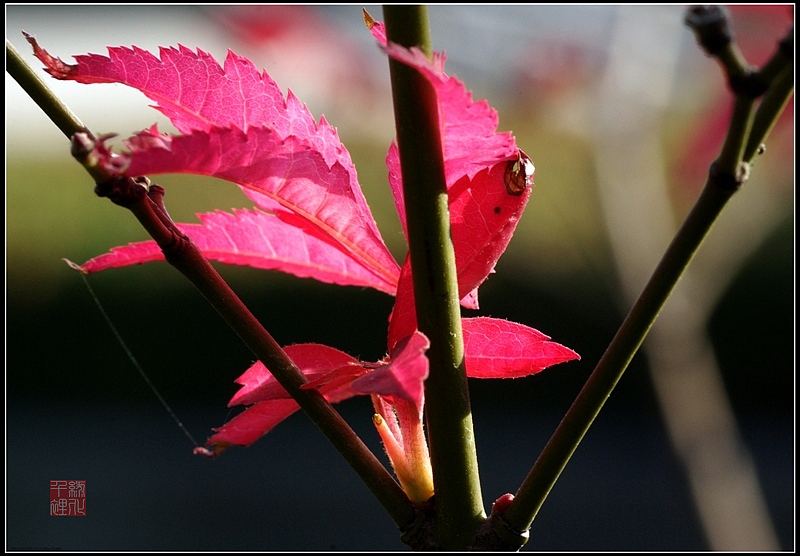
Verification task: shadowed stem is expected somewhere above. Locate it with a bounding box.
[382,5,485,550]
[6,38,415,531]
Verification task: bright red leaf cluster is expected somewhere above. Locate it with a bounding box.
[26,15,579,471]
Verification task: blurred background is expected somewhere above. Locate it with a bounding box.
[6,5,793,551]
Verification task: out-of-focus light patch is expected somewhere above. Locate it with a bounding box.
[6,6,231,154]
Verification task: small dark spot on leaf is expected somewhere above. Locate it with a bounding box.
[494,206,501,214]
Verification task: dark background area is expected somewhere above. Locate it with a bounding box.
[7,225,793,550]
[6,4,794,551]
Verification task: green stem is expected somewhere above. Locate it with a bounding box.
[382,5,485,549]
[753,28,793,86]
[497,10,793,541]
[501,175,737,534]
[716,96,755,175]
[6,39,415,530]
[745,65,794,163]
[6,39,86,139]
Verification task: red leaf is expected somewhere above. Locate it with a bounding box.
[28,35,315,137]
[205,344,367,450]
[81,208,397,294]
[386,260,416,350]
[28,32,581,457]
[94,125,400,292]
[229,343,365,407]
[351,331,429,409]
[387,161,533,348]
[366,22,534,345]
[28,36,400,293]
[79,240,166,272]
[462,317,580,379]
[205,398,301,449]
[27,37,375,215]
[370,24,519,233]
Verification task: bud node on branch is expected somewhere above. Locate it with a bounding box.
[685,5,733,56]
[728,69,770,99]
[398,497,439,551]
[709,160,749,192]
[93,175,147,207]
